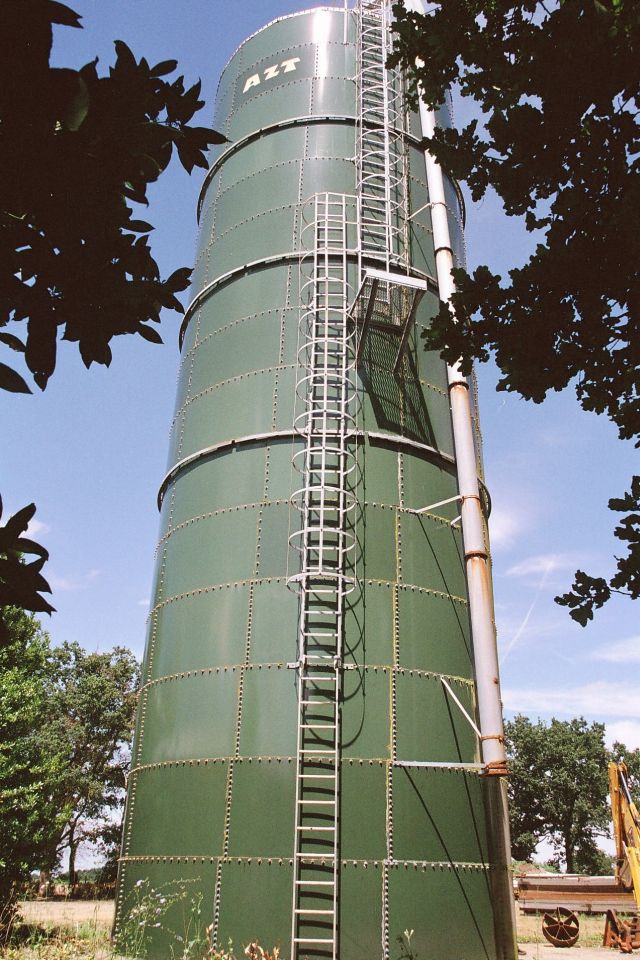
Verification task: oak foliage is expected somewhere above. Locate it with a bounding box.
[391,0,639,623]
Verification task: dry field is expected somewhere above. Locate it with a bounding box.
[5,901,618,958]
[17,902,114,930]
[5,902,112,960]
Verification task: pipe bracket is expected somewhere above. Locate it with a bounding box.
[483,759,509,777]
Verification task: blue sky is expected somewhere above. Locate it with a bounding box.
[3,1,638,753]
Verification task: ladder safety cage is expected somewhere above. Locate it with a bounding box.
[356,0,410,272]
[355,1,427,376]
[288,2,422,956]
[287,191,359,960]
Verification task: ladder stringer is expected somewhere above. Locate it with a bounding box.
[288,192,358,960]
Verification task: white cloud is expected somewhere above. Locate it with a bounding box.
[605,720,640,751]
[591,636,640,664]
[137,598,150,608]
[506,553,580,579]
[498,559,570,664]
[49,569,100,592]
[503,681,640,720]
[533,425,576,450]
[488,506,522,552]
[497,613,571,667]
[496,610,566,643]
[26,518,50,536]
[49,574,80,592]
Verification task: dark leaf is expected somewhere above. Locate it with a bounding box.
[127,221,154,233]
[46,1,82,28]
[137,325,163,344]
[113,40,137,74]
[0,333,26,353]
[14,538,49,560]
[150,58,178,77]
[61,69,89,130]
[16,591,55,615]
[0,503,37,546]
[166,266,192,291]
[555,572,611,625]
[167,294,185,314]
[0,362,32,394]
[123,181,149,205]
[25,316,57,390]
[22,563,52,595]
[24,555,47,575]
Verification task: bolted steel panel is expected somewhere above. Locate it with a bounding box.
[127,764,228,858]
[217,860,294,951]
[388,866,497,959]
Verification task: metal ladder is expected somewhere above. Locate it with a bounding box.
[353,1,419,371]
[356,0,409,272]
[288,193,358,960]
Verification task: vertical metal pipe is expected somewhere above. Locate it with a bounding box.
[421,101,518,960]
[400,4,518,955]
[401,0,506,796]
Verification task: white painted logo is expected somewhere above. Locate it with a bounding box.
[243,58,301,93]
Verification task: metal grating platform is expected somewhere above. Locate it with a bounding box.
[350,267,427,371]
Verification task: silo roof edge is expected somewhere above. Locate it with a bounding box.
[216,7,347,97]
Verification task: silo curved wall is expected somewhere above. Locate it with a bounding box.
[116,8,501,960]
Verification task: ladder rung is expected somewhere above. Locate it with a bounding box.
[297,826,335,832]
[294,909,335,915]
[297,800,334,805]
[295,881,334,886]
[293,939,335,945]
[301,723,336,729]
[300,774,336,780]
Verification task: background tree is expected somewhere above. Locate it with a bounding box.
[0,610,67,921]
[40,642,140,888]
[541,718,611,873]
[0,0,225,616]
[505,715,611,873]
[610,741,640,795]
[503,714,548,862]
[390,0,639,624]
[0,616,139,915]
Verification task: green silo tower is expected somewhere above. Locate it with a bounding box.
[115,4,517,959]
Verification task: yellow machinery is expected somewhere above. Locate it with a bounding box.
[516,763,640,950]
[610,762,640,905]
[603,762,640,952]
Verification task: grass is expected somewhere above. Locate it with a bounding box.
[517,910,605,947]
[2,892,280,960]
[2,903,620,958]
[2,920,110,960]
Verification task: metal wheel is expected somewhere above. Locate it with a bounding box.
[542,907,580,947]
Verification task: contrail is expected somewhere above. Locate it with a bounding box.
[500,559,555,665]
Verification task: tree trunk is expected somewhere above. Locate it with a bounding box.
[68,836,77,891]
[38,870,50,898]
[565,832,574,873]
